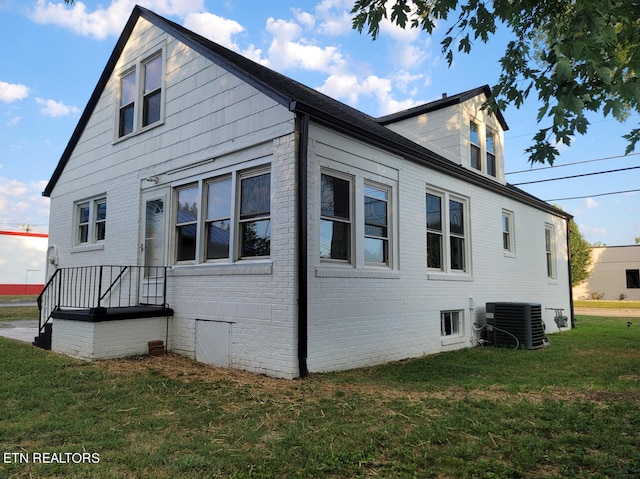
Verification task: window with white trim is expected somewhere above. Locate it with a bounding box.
[320,172,351,262]
[441,310,463,337]
[319,169,395,269]
[173,166,270,264]
[502,210,514,253]
[76,197,106,245]
[486,129,497,177]
[426,190,469,273]
[470,121,481,171]
[364,183,389,265]
[545,224,556,279]
[117,51,164,138]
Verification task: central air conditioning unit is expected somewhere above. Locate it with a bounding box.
[485,302,545,349]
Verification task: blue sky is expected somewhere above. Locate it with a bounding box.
[1,0,638,245]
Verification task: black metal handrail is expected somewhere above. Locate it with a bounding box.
[37,265,169,333]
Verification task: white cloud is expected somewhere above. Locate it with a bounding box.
[265,17,345,73]
[0,81,29,103]
[585,198,599,209]
[0,177,50,233]
[36,98,80,117]
[291,8,315,30]
[183,11,244,50]
[6,116,21,126]
[318,73,419,114]
[313,0,352,36]
[29,0,205,40]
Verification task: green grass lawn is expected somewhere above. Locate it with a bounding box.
[1,315,638,478]
[0,295,39,322]
[574,299,640,309]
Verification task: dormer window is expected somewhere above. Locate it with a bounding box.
[469,120,498,178]
[486,129,496,177]
[117,51,164,139]
[470,121,481,170]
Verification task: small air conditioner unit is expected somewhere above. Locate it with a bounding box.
[485,302,545,349]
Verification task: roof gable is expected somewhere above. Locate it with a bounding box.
[376,85,509,131]
[42,6,567,220]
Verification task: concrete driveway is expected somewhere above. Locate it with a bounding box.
[0,320,38,344]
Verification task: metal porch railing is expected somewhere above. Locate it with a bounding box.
[36,265,169,334]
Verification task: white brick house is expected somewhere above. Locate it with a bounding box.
[40,6,573,378]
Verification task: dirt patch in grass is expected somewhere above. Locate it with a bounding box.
[92,353,639,407]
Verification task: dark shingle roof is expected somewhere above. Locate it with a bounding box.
[42,6,568,220]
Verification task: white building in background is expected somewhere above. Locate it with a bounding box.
[39,6,573,378]
[0,230,48,295]
[573,245,640,301]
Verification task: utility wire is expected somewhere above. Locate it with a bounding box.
[511,165,640,185]
[506,152,640,174]
[546,188,640,202]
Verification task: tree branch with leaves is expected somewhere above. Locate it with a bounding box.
[352,0,640,165]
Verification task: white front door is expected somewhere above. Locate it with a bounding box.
[141,191,167,304]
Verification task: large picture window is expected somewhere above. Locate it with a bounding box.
[173,165,271,264]
[426,190,468,273]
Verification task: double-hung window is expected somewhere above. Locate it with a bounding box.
[364,183,389,264]
[173,166,271,264]
[117,51,164,138]
[205,177,232,260]
[545,224,556,279]
[76,197,106,245]
[320,170,394,268]
[502,210,514,253]
[470,121,481,170]
[175,185,199,262]
[486,129,497,177]
[239,170,271,258]
[320,173,351,261]
[426,190,468,273]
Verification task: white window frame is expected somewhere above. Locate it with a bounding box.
[545,223,557,280]
[469,120,482,171]
[441,310,463,338]
[75,197,106,246]
[115,48,165,140]
[426,188,470,276]
[320,170,353,264]
[172,164,271,265]
[502,210,515,255]
[319,167,397,273]
[486,128,497,177]
[363,181,391,266]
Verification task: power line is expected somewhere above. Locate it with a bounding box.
[511,165,640,185]
[546,188,640,202]
[506,152,640,174]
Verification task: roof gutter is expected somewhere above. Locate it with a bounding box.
[289,101,569,221]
